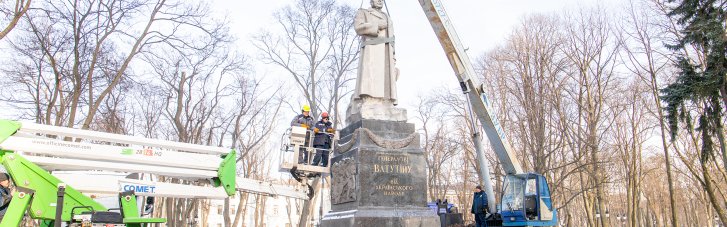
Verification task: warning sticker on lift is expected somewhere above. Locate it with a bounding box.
[121,148,133,155]
[119,148,163,157]
[121,183,157,194]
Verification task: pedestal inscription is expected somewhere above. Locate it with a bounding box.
[356,148,427,208]
[374,155,413,196]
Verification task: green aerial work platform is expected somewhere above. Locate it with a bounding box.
[0,120,306,226]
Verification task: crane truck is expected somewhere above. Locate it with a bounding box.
[418,1,558,226]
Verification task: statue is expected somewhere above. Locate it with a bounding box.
[322,3,439,226]
[346,0,406,124]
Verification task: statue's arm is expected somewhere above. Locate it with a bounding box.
[354,9,377,37]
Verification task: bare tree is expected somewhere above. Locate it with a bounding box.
[489,14,569,175]
[1,0,226,130]
[253,0,358,123]
[320,4,359,127]
[620,0,681,224]
[609,80,651,227]
[415,87,495,224]
[126,3,285,224]
[228,77,284,227]
[415,93,459,201]
[147,49,237,226]
[561,6,622,227]
[0,0,31,40]
[0,0,293,225]
[253,1,359,226]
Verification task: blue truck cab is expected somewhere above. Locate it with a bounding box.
[500,173,558,226]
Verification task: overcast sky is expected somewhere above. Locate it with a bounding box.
[213,0,625,115]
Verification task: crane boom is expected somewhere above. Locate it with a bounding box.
[418,0,523,175]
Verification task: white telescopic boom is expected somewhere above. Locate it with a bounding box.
[418,0,526,213]
[1,121,307,200]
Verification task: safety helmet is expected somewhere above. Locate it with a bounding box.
[302,104,311,112]
[321,112,329,118]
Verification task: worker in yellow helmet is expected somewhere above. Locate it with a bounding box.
[290,104,315,164]
[290,104,314,128]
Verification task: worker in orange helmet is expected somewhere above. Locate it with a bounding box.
[311,112,334,167]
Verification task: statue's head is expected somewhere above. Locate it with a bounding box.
[370,0,383,9]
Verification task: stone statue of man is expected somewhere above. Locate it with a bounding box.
[346,0,406,124]
[353,0,398,105]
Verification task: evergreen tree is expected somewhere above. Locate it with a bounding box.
[662,0,727,165]
[661,0,727,223]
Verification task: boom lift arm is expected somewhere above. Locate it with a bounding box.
[0,120,307,226]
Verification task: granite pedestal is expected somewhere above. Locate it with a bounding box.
[321,119,440,227]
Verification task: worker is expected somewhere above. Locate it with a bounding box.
[290,104,315,164]
[311,112,334,167]
[0,173,11,219]
[471,185,488,227]
[143,197,155,215]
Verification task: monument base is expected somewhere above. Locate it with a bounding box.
[321,208,440,227]
[346,97,407,125]
[322,119,439,227]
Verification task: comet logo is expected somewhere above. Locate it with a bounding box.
[121,184,157,193]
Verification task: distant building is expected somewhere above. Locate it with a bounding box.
[204,179,327,227]
[204,195,300,227]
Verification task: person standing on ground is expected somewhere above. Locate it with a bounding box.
[471,185,488,227]
[311,112,334,167]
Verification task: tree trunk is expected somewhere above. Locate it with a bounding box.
[701,156,727,224]
[298,177,321,227]
[0,0,31,40]
[201,200,210,227]
[232,192,250,227]
[165,197,174,226]
[223,197,231,227]
[595,184,609,227]
[259,196,268,226]
[716,120,727,177]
